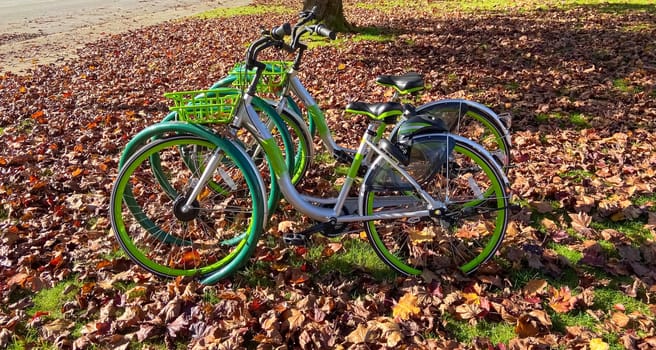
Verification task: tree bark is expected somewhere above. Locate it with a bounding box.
[302,0,353,32]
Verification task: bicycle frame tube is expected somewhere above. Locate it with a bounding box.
[286,73,342,153]
[235,96,438,224]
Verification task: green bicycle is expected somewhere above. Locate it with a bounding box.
[110,22,511,284]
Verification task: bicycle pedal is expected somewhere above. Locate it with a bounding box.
[283,233,309,246]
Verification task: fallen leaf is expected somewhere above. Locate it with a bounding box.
[590,338,609,350]
[523,279,548,297]
[392,293,420,321]
[549,286,574,313]
[346,323,371,344]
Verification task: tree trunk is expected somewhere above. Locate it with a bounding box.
[303,0,353,32]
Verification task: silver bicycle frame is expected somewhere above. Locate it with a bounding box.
[229,94,438,223]
[284,70,352,156]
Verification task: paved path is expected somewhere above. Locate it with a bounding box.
[0,0,251,74]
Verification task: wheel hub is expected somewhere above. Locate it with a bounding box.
[173,195,200,222]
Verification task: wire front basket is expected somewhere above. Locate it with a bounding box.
[229,61,292,94]
[164,88,241,124]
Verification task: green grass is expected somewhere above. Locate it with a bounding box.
[196,5,293,19]
[569,113,591,128]
[7,328,49,350]
[6,279,83,350]
[590,220,653,245]
[548,242,584,264]
[305,237,396,281]
[612,78,643,94]
[632,193,656,208]
[558,169,594,184]
[622,23,655,32]
[444,316,516,345]
[355,0,656,15]
[100,248,128,261]
[29,279,81,319]
[352,26,395,43]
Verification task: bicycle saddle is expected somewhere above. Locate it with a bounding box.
[376,72,425,93]
[345,102,404,124]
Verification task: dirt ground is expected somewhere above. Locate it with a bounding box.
[0,0,251,74]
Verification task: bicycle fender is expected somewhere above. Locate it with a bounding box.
[415,99,511,147]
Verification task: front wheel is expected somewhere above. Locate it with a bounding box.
[361,133,509,276]
[110,136,265,278]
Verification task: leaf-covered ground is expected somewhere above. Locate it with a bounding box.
[1,0,655,348]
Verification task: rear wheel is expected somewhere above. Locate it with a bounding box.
[394,100,512,170]
[362,134,509,276]
[110,136,265,278]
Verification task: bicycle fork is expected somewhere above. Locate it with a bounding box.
[178,148,228,215]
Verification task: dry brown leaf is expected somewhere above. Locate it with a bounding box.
[611,312,630,328]
[345,323,371,344]
[532,201,555,213]
[523,279,548,297]
[569,212,593,235]
[541,217,559,232]
[284,308,305,332]
[515,314,540,338]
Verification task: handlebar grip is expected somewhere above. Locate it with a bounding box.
[315,24,336,40]
[271,22,292,40]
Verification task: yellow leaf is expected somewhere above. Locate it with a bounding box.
[408,227,436,244]
[590,338,609,350]
[392,293,420,321]
[71,168,84,177]
[548,286,574,313]
[337,63,346,70]
[462,292,480,304]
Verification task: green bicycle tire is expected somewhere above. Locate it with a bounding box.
[361,133,509,276]
[110,135,265,278]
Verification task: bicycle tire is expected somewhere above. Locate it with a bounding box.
[361,133,509,276]
[110,135,266,278]
[120,97,296,218]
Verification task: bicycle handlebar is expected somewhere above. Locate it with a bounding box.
[313,24,336,40]
[270,22,292,40]
[242,7,336,94]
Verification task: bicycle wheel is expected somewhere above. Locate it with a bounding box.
[393,99,512,170]
[278,107,312,185]
[361,133,509,276]
[110,135,265,278]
